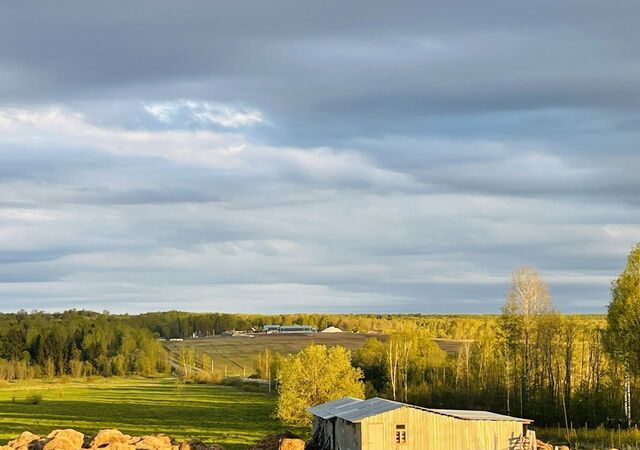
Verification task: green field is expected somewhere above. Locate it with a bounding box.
[164,333,388,376]
[0,377,299,449]
[165,333,464,377]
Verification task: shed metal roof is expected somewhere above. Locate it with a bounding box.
[333,397,403,422]
[308,397,532,424]
[307,397,362,419]
[425,408,532,423]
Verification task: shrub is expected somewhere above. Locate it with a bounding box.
[240,383,269,393]
[25,393,43,405]
[221,377,244,387]
[192,371,224,384]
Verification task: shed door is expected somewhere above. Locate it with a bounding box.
[367,423,385,450]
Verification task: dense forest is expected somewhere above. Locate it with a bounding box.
[0,310,169,379]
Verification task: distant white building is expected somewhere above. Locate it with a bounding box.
[280,325,317,334]
[262,324,317,334]
[321,326,344,333]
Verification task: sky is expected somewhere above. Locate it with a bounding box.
[1,1,639,314]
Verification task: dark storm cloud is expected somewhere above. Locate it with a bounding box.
[0,1,638,313]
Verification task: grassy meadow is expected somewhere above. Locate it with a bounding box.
[0,377,299,450]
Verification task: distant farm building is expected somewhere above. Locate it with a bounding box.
[262,324,317,334]
[321,326,344,333]
[280,325,317,333]
[308,397,534,450]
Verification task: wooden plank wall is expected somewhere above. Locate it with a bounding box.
[334,406,528,450]
[335,417,360,450]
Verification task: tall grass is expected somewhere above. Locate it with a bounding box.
[538,425,640,449]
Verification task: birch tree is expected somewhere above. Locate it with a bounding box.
[501,265,554,414]
[386,338,400,401]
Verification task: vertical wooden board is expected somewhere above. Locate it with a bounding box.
[330,405,527,450]
[368,423,384,450]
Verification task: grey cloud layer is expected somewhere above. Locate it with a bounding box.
[0,1,639,313]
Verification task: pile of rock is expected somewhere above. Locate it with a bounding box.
[535,440,553,450]
[535,441,571,450]
[0,429,225,450]
[247,432,304,450]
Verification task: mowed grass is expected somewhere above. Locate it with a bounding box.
[0,377,300,450]
[165,333,388,376]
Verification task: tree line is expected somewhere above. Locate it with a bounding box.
[2,243,640,431]
[0,310,169,379]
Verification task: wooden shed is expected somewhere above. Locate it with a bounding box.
[308,397,535,450]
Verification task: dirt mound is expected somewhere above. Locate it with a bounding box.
[0,430,226,450]
[248,432,304,450]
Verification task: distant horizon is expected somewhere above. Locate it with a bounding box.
[1,2,638,314]
[0,307,609,316]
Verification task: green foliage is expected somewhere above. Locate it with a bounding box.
[276,344,364,426]
[0,312,169,380]
[607,243,640,369]
[353,338,387,393]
